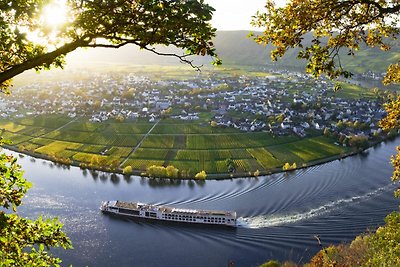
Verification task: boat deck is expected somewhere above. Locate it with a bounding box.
[114,201,235,217]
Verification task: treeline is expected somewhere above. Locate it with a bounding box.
[79,155,120,172]
[324,125,399,150]
[122,164,207,180]
[17,144,73,166]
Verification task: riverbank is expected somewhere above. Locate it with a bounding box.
[1,138,389,180]
[0,116,353,179]
[1,115,397,180]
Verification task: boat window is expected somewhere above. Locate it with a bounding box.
[118,208,139,216]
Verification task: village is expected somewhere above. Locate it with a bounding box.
[0,69,390,142]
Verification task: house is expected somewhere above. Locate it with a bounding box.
[155,101,171,110]
[300,122,310,129]
[130,112,139,118]
[281,122,291,129]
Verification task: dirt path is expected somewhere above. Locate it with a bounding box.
[119,119,161,168]
[25,117,79,142]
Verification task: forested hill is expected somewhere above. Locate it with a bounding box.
[214,31,400,73]
[213,31,301,66]
[66,31,400,74]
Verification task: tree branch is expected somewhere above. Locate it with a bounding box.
[0,39,88,85]
[84,40,203,71]
[359,0,400,16]
[142,46,203,71]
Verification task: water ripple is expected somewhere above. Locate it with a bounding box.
[238,182,398,229]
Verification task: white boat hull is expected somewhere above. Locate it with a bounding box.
[101,200,237,227]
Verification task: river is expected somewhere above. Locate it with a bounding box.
[11,138,400,267]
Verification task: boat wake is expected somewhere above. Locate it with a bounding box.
[237,183,397,229]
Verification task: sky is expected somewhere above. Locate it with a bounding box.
[204,0,286,31]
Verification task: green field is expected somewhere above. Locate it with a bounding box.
[0,115,350,177]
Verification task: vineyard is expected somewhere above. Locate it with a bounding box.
[0,115,350,177]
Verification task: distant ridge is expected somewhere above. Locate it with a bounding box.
[65,31,400,73]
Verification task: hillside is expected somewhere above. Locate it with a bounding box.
[65,31,399,74]
[214,31,400,73]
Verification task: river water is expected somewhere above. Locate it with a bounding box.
[11,138,400,267]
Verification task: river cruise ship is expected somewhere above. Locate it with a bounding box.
[100,200,237,227]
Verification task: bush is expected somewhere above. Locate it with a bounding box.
[146,165,179,178]
[166,165,179,178]
[123,165,133,174]
[147,165,167,178]
[282,162,296,171]
[194,170,207,180]
[259,260,280,267]
[348,135,369,149]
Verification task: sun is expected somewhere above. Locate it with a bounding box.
[41,0,68,29]
[25,0,70,44]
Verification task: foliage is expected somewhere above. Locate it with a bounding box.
[226,158,236,173]
[390,147,400,198]
[122,165,133,175]
[380,96,400,130]
[383,63,400,84]
[282,162,290,171]
[259,260,280,267]
[365,212,400,266]
[348,135,369,149]
[379,96,400,189]
[147,165,179,178]
[259,260,296,267]
[0,148,72,266]
[147,165,167,178]
[165,165,179,179]
[252,0,400,81]
[90,155,100,166]
[115,115,125,123]
[323,128,330,137]
[47,153,73,165]
[306,212,400,267]
[76,153,120,172]
[194,170,207,180]
[0,0,220,90]
[282,162,296,171]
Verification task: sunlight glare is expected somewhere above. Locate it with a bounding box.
[42,0,68,29]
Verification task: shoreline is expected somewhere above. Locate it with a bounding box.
[2,137,394,180]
